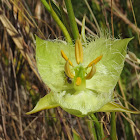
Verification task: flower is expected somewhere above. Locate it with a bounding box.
[26,36,139,117]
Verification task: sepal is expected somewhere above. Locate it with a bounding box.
[26,92,59,115]
[98,102,140,114]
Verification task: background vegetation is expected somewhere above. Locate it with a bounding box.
[0,0,140,139]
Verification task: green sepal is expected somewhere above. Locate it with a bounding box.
[26,92,59,115]
[98,102,140,114]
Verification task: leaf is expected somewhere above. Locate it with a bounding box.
[60,6,73,39]
[50,0,61,20]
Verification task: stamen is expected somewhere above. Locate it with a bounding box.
[85,64,96,80]
[75,39,83,64]
[61,50,73,66]
[65,60,74,79]
[76,77,82,86]
[87,55,103,68]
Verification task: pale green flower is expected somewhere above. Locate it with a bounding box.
[27,36,139,117]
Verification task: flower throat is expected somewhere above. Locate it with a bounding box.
[61,39,103,91]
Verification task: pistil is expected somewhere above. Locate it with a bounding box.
[76,77,82,86]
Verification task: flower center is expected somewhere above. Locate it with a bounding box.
[61,39,102,91]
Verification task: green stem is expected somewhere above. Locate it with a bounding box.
[90,114,103,140]
[110,112,117,140]
[92,122,98,140]
[88,115,97,140]
[100,119,105,138]
[41,0,72,44]
[64,0,79,40]
[41,0,51,13]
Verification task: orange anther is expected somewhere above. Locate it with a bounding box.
[61,50,73,66]
[75,39,83,64]
[87,55,103,68]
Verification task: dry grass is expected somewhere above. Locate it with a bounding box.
[0,0,140,139]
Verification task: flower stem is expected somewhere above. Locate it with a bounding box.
[41,0,72,44]
[92,122,98,140]
[88,115,97,140]
[110,112,117,140]
[90,114,103,140]
[64,0,79,40]
[41,0,51,13]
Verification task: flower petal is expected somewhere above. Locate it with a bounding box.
[26,92,59,115]
[84,38,133,93]
[54,89,112,116]
[36,36,75,92]
[98,102,140,114]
